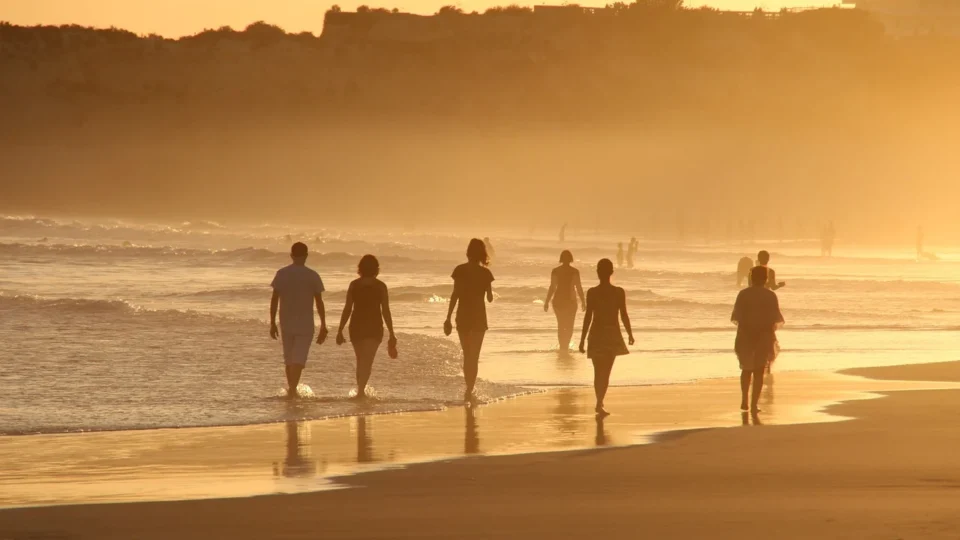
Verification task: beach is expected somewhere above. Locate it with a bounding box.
[3,362,960,538]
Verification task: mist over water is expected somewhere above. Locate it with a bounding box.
[3,214,960,434]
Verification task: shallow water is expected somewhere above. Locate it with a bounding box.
[3,215,960,434]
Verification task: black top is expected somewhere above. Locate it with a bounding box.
[586,284,625,331]
[349,278,385,342]
[731,286,784,361]
[452,263,495,331]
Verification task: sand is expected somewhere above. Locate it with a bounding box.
[3,363,960,539]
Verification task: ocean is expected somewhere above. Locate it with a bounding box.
[2,215,959,436]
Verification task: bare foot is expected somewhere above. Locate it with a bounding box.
[595,405,610,418]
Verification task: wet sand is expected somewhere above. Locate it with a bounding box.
[4,363,960,538]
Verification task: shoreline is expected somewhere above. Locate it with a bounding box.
[2,365,959,510]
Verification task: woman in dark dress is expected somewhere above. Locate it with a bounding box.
[579,258,634,417]
[544,250,585,352]
[335,255,396,398]
[444,239,494,401]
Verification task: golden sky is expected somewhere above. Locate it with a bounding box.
[1,0,839,37]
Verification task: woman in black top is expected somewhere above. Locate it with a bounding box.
[544,250,585,353]
[579,258,634,417]
[336,255,396,398]
[444,238,494,401]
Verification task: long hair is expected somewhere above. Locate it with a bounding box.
[466,238,490,266]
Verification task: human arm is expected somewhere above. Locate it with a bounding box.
[772,293,785,331]
[544,270,558,312]
[270,289,280,339]
[575,269,585,311]
[486,270,494,303]
[315,293,328,344]
[731,290,743,326]
[619,288,634,346]
[381,281,396,341]
[769,268,785,290]
[579,291,593,353]
[445,273,459,336]
[315,274,328,344]
[335,283,354,345]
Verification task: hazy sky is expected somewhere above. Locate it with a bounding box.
[2,0,838,37]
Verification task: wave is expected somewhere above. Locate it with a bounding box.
[0,293,262,325]
[0,242,427,268]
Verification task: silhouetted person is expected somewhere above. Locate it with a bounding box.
[559,223,567,243]
[821,221,836,257]
[616,243,624,268]
[483,237,496,262]
[731,266,784,413]
[579,258,634,417]
[444,239,494,401]
[335,255,396,399]
[270,242,327,398]
[544,250,585,352]
[751,250,785,290]
[737,256,753,288]
[626,237,637,269]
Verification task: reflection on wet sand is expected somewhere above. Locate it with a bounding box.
[355,416,375,464]
[281,421,317,478]
[2,371,953,508]
[595,416,611,447]
[465,407,480,455]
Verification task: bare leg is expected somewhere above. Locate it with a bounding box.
[739,371,751,411]
[459,330,485,398]
[750,368,765,412]
[353,339,380,398]
[555,306,576,351]
[285,365,304,398]
[554,308,566,351]
[591,355,615,415]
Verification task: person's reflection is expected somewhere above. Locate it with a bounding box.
[553,387,582,438]
[595,415,611,446]
[555,350,577,373]
[282,420,317,478]
[762,373,775,409]
[465,406,480,455]
[740,411,763,426]
[356,415,376,463]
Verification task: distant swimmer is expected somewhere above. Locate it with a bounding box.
[731,266,784,413]
[737,257,753,288]
[335,255,397,399]
[483,237,496,262]
[544,250,585,353]
[821,221,836,257]
[751,250,785,291]
[444,239,495,402]
[270,242,327,399]
[579,258,634,417]
[559,223,568,243]
[626,237,637,269]
[616,243,625,268]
